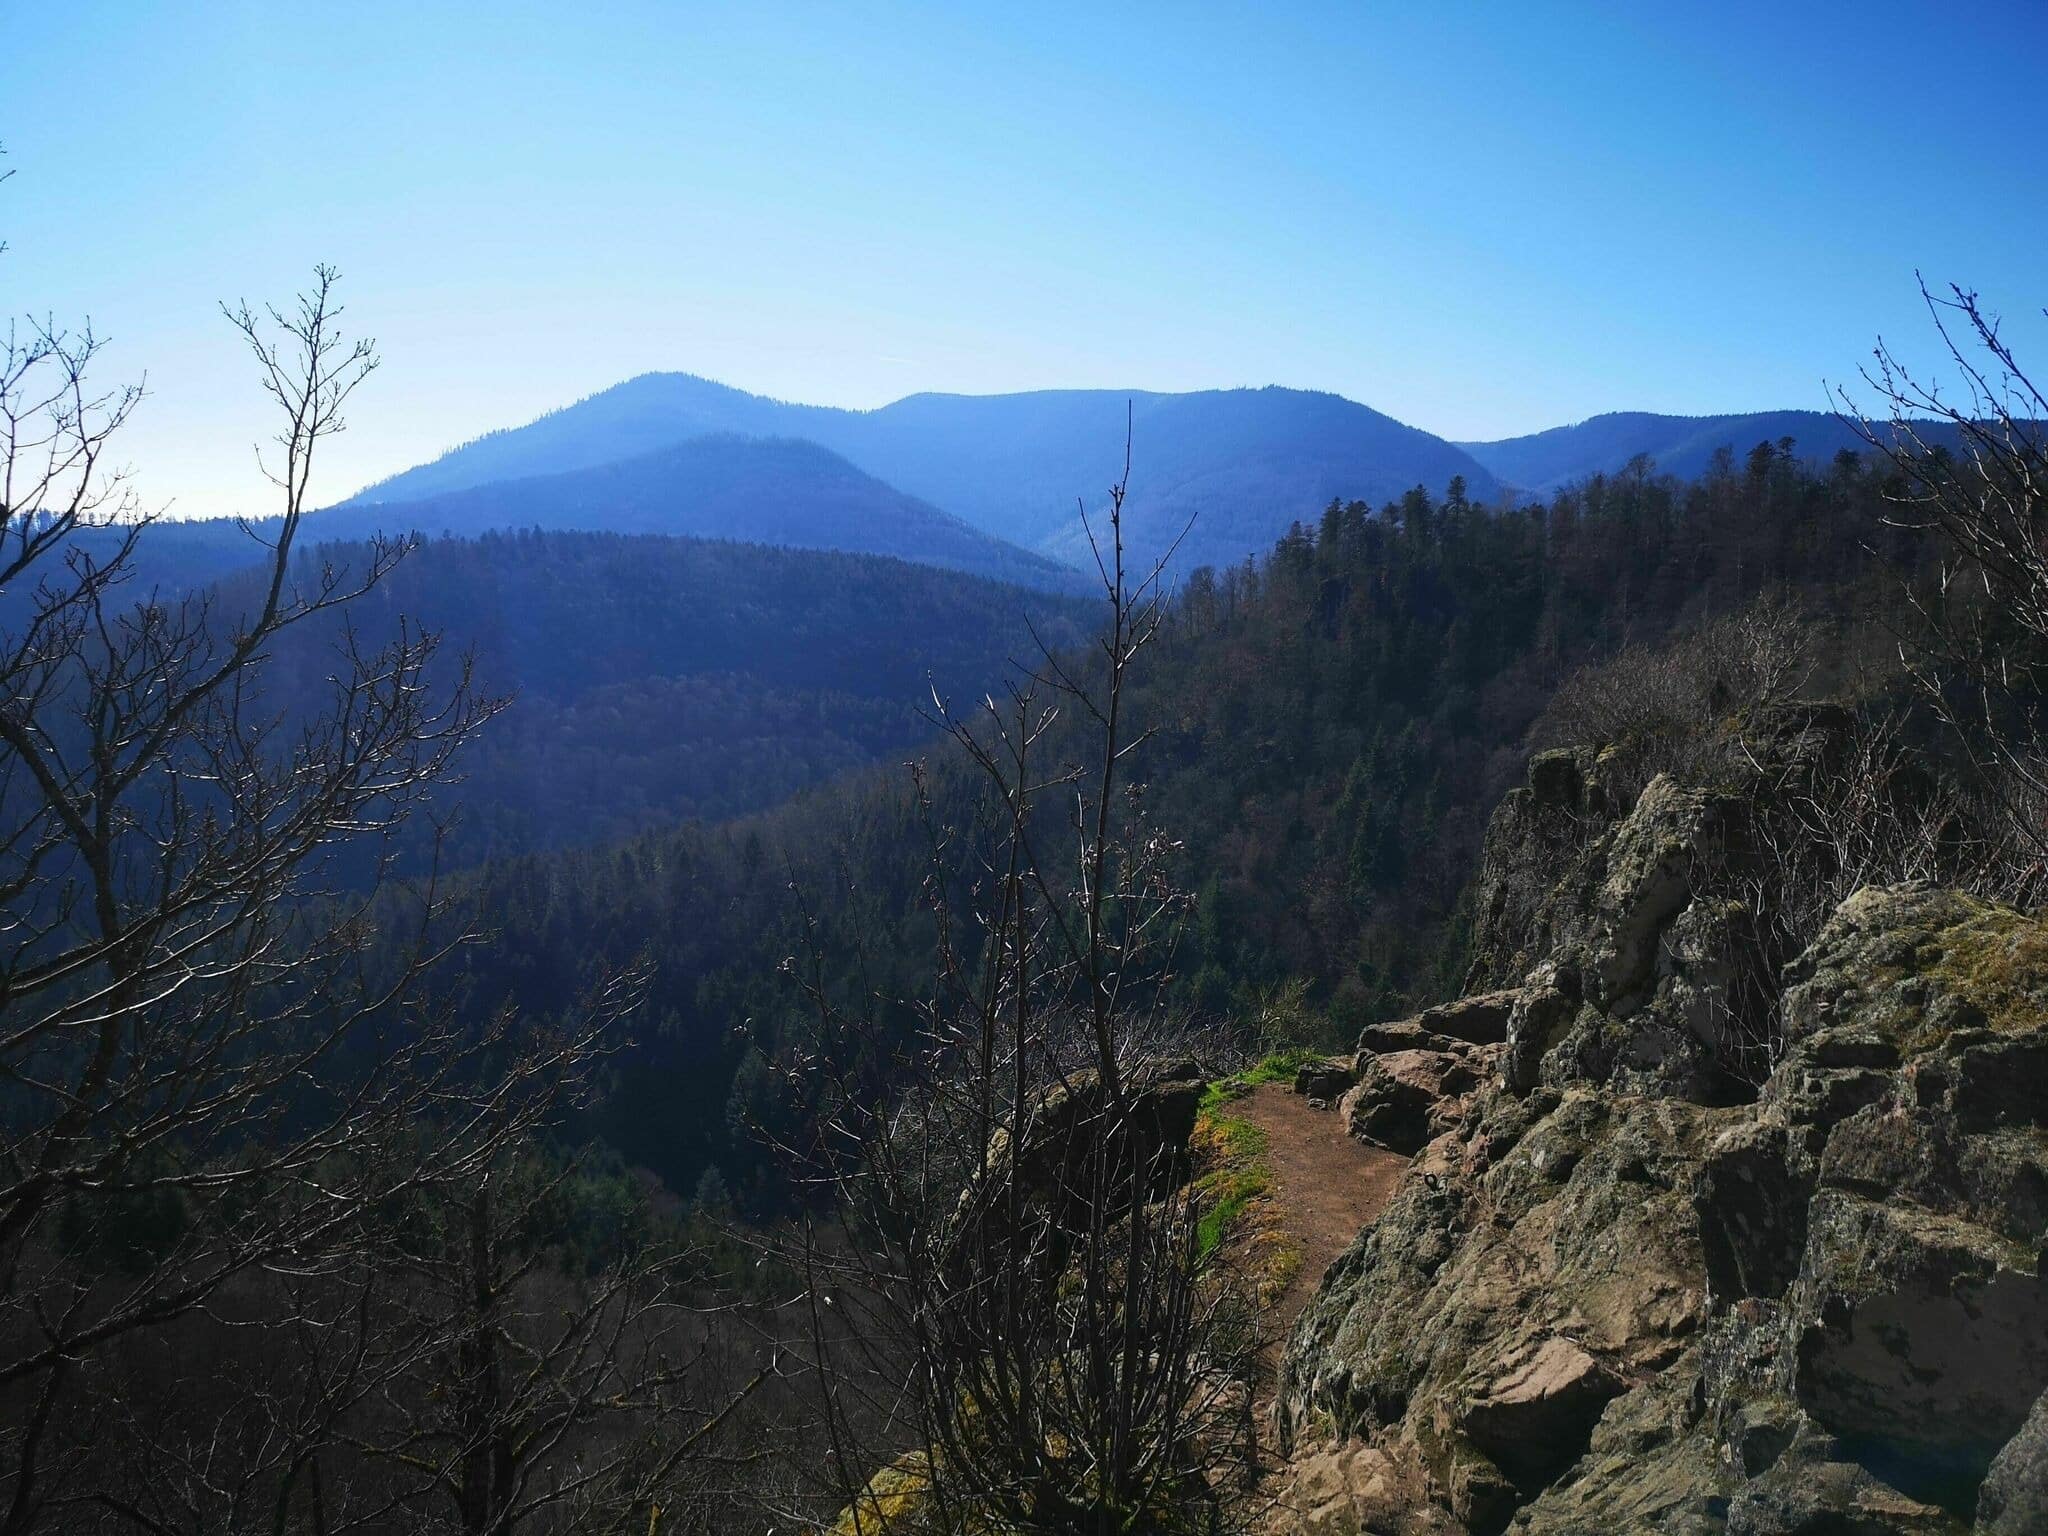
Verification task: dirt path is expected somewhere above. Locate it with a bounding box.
[1231,1081,1409,1336]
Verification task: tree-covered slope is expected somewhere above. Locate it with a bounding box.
[249,527,1092,866]
[410,444,1924,1207]
[319,434,1082,591]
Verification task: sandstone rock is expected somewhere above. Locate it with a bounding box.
[957,1057,1204,1276]
[1261,1439,1455,1536]
[1508,1359,1736,1534]
[1786,1189,2048,1495]
[1358,1019,1466,1057]
[1463,745,1632,991]
[1695,1120,1810,1302]
[1503,963,1581,1095]
[1591,773,1718,1015]
[1280,1086,1716,1518]
[1448,1452,1519,1536]
[1413,989,1522,1047]
[1278,723,2048,1534]
[1723,1426,1962,1534]
[1526,746,1593,812]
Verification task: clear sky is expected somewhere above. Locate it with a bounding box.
[5,1,2045,517]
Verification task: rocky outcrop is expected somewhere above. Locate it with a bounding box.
[1275,725,2048,1534]
[1412,991,1521,1048]
[1261,1440,1457,1536]
[954,1057,1204,1279]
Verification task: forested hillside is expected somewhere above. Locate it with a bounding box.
[240,528,1092,866]
[417,440,1922,1211]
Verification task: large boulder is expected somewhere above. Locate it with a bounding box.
[1258,1439,1455,1536]
[1786,1190,2048,1499]
[1458,1337,1623,1492]
[1412,990,1522,1047]
[953,1057,1204,1279]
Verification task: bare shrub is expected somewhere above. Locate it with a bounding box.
[1702,709,2003,1086]
[1537,593,1813,800]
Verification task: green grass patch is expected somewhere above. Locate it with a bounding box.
[1195,1163,1269,1260]
[1191,1103,1277,1260]
[1191,1045,1321,1261]
[1243,1045,1320,1085]
[1197,1077,1247,1114]
[1198,1046,1319,1114]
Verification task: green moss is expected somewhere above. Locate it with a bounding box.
[1928,901,2048,1035]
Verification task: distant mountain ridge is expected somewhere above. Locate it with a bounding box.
[1456,408,1964,494]
[344,375,1506,575]
[340,379,1979,580]
[325,433,1082,592]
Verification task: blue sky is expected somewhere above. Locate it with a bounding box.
[5,1,2045,516]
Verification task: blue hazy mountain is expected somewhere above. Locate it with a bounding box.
[325,433,1084,592]
[824,386,1503,574]
[1456,409,1964,494]
[346,375,1505,575]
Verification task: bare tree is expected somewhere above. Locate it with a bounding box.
[1707,708,1992,1086]
[0,263,621,1531]
[1841,277,2048,893]
[770,442,1256,1535]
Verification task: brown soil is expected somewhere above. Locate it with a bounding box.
[1232,1081,1408,1336]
